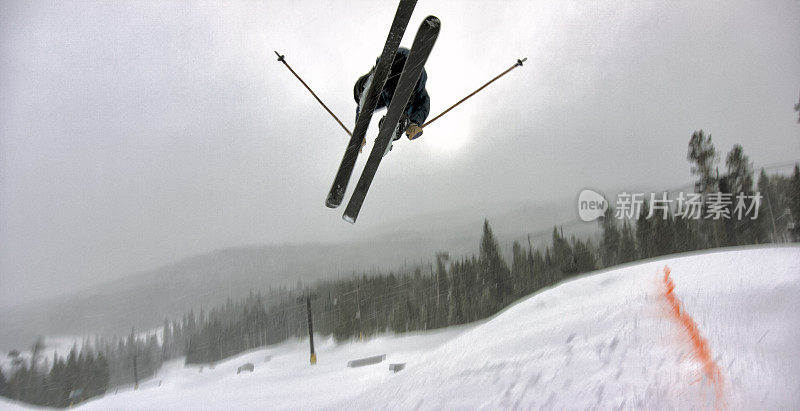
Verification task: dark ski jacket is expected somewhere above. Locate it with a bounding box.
[353,47,430,127]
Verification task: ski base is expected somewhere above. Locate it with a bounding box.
[343,16,441,223]
[326,0,418,209]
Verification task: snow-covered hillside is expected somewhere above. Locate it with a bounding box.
[4,246,798,410]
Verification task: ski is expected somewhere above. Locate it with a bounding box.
[343,16,441,224]
[325,0,418,209]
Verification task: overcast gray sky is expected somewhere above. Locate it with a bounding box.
[1,0,799,305]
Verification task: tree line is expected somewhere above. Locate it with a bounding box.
[1,339,109,407]
[598,131,799,268]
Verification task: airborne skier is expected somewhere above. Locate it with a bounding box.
[276,0,523,222]
[343,16,440,223]
[354,47,429,149]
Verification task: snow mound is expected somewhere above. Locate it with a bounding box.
[342,246,800,409]
[14,246,799,410]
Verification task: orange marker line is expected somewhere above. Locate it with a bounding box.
[660,265,725,405]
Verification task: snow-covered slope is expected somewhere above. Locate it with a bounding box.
[10,246,798,410]
[342,246,800,410]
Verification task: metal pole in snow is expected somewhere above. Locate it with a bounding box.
[306,297,316,365]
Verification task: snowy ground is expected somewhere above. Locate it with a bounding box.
[2,245,798,410]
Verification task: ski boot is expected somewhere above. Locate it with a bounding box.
[377,115,411,156]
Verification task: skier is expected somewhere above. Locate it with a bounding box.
[353,47,429,149]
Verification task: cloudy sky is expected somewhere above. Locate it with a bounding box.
[1,0,799,305]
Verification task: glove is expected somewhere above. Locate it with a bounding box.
[405,123,423,140]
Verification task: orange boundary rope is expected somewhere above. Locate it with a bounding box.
[660,265,725,406]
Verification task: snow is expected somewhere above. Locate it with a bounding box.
[4,246,798,410]
[0,399,38,410]
[341,246,800,410]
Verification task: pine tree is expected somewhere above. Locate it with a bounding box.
[687,130,721,248]
[23,338,45,404]
[571,238,596,273]
[618,220,636,263]
[672,215,698,252]
[790,165,800,241]
[4,352,22,401]
[600,207,620,267]
[434,252,450,327]
[552,227,576,274]
[725,145,754,194]
[479,220,511,312]
[448,260,465,325]
[636,200,653,259]
[725,145,756,243]
[461,257,478,322]
[544,247,552,267]
[94,351,110,396]
[757,169,778,242]
[511,242,529,297]
[688,130,719,194]
[162,319,172,361]
[0,367,6,397]
[531,249,545,289]
[48,352,65,406]
[653,207,676,256]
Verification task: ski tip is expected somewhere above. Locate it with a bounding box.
[326,196,341,208]
[342,213,357,224]
[326,186,345,208]
[325,193,341,208]
[423,15,441,29]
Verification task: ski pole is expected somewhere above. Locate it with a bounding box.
[422,57,527,129]
[274,51,353,137]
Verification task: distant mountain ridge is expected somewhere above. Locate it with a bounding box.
[0,199,597,349]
